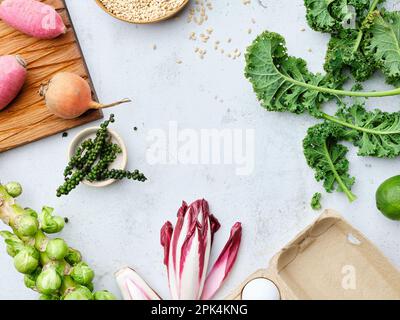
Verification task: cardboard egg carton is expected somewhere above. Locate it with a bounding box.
[228,210,400,300]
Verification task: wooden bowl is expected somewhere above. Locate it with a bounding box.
[94,0,190,24]
[68,127,128,188]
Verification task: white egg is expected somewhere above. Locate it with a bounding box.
[241,278,281,300]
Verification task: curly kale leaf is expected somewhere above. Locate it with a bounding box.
[245,31,400,116]
[322,104,400,157]
[310,1,400,83]
[325,29,376,81]
[304,0,372,33]
[245,31,345,115]
[366,10,400,85]
[311,192,322,210]
[305,0,341,33]
[303,122,356,202]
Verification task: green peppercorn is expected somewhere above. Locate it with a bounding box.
[56,115,147,196]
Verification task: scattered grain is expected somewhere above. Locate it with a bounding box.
[189,32,197,40]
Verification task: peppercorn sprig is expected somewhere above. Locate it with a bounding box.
[56,114,147,197]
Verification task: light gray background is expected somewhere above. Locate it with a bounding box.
[1,0,400,299]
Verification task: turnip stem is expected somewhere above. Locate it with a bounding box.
[89,98,131,110]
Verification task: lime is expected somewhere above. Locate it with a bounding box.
[376,176,400,221]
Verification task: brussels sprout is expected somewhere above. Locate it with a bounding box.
[63,286,93,300]
[44,216,64,234]
[94,290,116,300]
[39,207,65,234]
[64,248,82,266]
[24,268,41,289]
[70,262,94,285]
[5,182,22,198]
[24,208,38,219]
[46,238,68,260]
[36,267,62,295]
[12,214,38,237]
[39,294,59,300]
[13,246,39,274]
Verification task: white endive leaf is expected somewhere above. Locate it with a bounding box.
[115,267,161,300]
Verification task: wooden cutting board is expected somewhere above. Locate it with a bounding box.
[0,0,102,153]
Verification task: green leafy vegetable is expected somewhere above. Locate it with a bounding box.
[311,192,322,210]
[322,104,400,157]
[245,31,400,116]
[245,31,345,115]
[307,0,400,85]
[325,29,376,81]
[305,0,341,33]
[303,104,400,197]
[303,123,356,202]
[245,2,400,202]
[305,0,371,33]
[366,10,400,85]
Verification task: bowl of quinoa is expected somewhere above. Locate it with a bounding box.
[95,0,190,24]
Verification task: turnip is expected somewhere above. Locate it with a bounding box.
[0,0,66,39]
[0,55,27,111]
[40,72,131,119]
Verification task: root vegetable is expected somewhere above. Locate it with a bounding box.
[0,0,66,39]
[0,55,27,111]
[40,72,131,119]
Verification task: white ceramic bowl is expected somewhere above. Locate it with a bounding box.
[68,127,128,187]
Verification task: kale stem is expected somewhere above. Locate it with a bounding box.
[321,113,400,135]
[322,141,357,202]
[351,0,380,54]
[285,76,400,98]
[352,29,364,55]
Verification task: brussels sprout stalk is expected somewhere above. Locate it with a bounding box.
[0,183,116,300]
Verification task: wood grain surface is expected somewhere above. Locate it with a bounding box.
[0,0,102,153]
